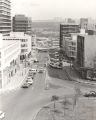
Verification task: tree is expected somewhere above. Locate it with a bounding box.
[61,97,70,116]
[73,85,81,109]
[51,95,59,111]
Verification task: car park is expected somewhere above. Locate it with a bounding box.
[21,82,30,88]
[0,111,5,119]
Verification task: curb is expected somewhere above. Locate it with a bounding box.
[0,68,29,95]
[64,69,96,86]
[32,94,75,120]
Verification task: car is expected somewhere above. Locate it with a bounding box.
[38,68,44,73]
[28,74,34,78]
[29,69,37,73]
[26,79,33,85]
[27,77,32,79]
[84,91,96,97]
[21,82,30,88]
[34,59,39,63]
[0,111,5,119]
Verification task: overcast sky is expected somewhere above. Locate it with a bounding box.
[12,0,96,20]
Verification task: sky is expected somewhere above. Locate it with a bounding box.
[12,0,96,20]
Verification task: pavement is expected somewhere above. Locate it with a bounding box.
[0,64,29,94]
[64,66,96,85]
[0,51,96,120]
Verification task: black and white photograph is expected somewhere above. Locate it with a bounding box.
[0,0,96,120]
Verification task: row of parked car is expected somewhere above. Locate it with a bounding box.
[21,69,35,88]
[21,68,44,88]
[0,111,5,119]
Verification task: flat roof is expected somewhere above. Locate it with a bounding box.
[60,23,79,26]
[2,40,19,49]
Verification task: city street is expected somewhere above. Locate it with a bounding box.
[0,50,96,120]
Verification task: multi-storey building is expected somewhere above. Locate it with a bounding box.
[80,18,88,30]
[60,23,80,51]
[0,0,11,33]
[36,37,52,51]
[0,34,20,88]
[12,15,32,35]
[65,35,77,61]
[49,48,63,68]
[76,34,96,79]
[51,37,59,49]
[3,32,32,61]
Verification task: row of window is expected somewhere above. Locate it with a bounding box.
[21,39,28,42]
[0,2,11,7]
[21,49,28,53]
[21,44,28,47]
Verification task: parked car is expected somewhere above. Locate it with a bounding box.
[27,77,32,80]
[21,82,30,88]
[26,79,33,85]
[38,68,44,73]
[0,111,5,119]
[29,69,37,73]
[84,91,96,97]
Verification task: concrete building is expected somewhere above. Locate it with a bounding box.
[12,15,32,35]
[31,34,37,48]
[0,34,20,88]
[49,48,62,68]
[80,18,88,30]
[3,32,32,61]
[51,37,59,49]
[76,34,96,79]
[0,0,11,33]
[36,37,52,51]
[60,23,80,51]
[65,35,77,60]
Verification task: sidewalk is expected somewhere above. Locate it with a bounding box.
[0,64,29,94]
[64,66,96,85]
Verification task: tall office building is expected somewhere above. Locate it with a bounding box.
[12,15,32,35]
[0,0,11,33]
[60,23,80,49]
[80,18,88,30]
[76,35,96,79]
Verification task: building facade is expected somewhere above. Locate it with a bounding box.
[76,34,96,79]
[0,0,11,33]
[65,35,77,61]
[12,15,32,35]
[0,34,20,88]
[36,37,52,51]
[49,48,63,68]
[60,23,80,51]
[51,37,59,49]
[80,18,88,30]
[3,32,32,61]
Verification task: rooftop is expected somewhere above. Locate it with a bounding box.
[0,40,19,49]
[60,23,79,26]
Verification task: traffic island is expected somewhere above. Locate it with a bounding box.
[34,95,96,120]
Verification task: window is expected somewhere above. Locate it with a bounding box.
[0,71,2,78]
[21,44,27,47]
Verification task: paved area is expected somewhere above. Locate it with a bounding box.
[64,66,96,85]
[1,51,96,120]
[0,64,29,94]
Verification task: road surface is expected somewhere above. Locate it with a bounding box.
[0,50,96,120]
